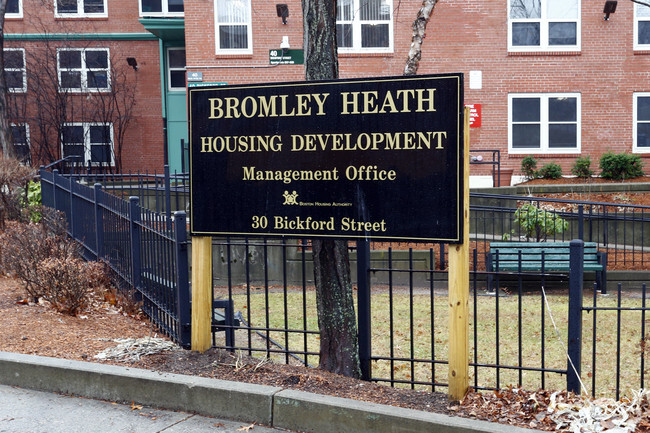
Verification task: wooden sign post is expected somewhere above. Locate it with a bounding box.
[448,107,471,402]
[191,236,212,352]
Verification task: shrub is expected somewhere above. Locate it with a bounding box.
[0,157,38,226]
[521,156,538,180]
[537,163,562,180]
[599,152,644,180]
[504,203,569,242]
[571,156,594,178]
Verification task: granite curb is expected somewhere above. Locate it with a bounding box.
[0,351,544,433]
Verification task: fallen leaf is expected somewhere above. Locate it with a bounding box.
[130,401,143,411]
[237,423,256,431]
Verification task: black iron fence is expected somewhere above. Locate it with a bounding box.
[40,169,650,399]
[40,169,191,348]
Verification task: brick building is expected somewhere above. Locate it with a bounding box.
[4,0,650,181]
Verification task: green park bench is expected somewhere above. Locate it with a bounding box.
[486,241,607,292]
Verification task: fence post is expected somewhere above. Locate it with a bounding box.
[164,165,172,226]
[357,239,372,381]
[68,177,76,239]
[94,183,104,260]
[578,204,584,240]
[129,197,142,290]
[174,211,192,349]
[567,238,584,394]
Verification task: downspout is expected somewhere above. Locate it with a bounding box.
[159,39,169,166]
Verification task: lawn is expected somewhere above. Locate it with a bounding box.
[214,287,650,399]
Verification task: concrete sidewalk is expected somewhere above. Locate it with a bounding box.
[0,351,543,433]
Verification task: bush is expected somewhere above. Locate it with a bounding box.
[537,163,562,180]
[571,156,594,178]
[0,157,38,227]
[504,203,569,242]
[521,156,538,180]
[599,152,644,180]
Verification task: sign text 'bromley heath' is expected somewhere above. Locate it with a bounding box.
[189,74,464,242]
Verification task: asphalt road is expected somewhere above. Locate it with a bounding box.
[0,384,290,433]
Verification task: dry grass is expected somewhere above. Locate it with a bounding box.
[216,288,650,399]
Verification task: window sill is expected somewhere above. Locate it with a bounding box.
[633,50,650,55]
[55,16,109,21]
[509,152,581,158]
[508,51,581,57]
[213,54,254,59]
[339,52,394,58]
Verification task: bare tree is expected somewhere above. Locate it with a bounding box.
[303,0,361,379]
[0,0,16,159]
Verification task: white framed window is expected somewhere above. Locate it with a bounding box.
[140,0,184,17]
[634,93,650,153]
[61,123,114,166]
[214,0,252,55]
[57,48,110,92]
[337,0,393,53]
[6,0,22,18]
[55,0,107,17]
[167,48,186,91]
[508,0,580,52]
[508,93,581,154]
[635,3,650,50]
[3,48,26,93]
[10,124,30,163]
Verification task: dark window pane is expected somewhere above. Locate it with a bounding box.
[85,51,108,68]
[512,124,541,148]
[549,124,577,148]
[83,0,104,13]
[512,98,540,122]
[638,123,650,147]
[549,97,577,121]
[90,125,110,143]
[63,144,84,158]
[90,145,111,162]
[170,70,185,88]
[7,0,19,14]
[60,71,81,88]
[10,125,27,144]
[87,71,108,88]
[168,0,183,12]
[337,24,353,47]
[510,0,541,18]
[141,0,162,12]
[6,71,23,89]
[4,51,23,69]
[15,144,30,162]
[361,24,389,47]
[549,22,576,45]
[57,0,78,13]
[512,22,540,46]
[62,126,84,143]
[219,26,248,49]
[59,51,81,68]
[168,50,186,68]
[639,97,650,121]
[639,21,650,45]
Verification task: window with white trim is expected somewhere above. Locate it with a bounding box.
[214,0,252,54]
[140,0,183,17]
[635,3,650,50]
[337,0,393,52]
[167,48,186,91]
[61,123,114,165]
[57,48,110,92]
[508,0,580,52]
[509,93,581,153]
[10,124,30,163]
[6,0,22,18]
[55,0,107,17]
[3,48,26,93]
[634,93,650,152]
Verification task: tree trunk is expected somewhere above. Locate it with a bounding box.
[404,0,439,76]
[0,0,16,159]
[302,0,360,379]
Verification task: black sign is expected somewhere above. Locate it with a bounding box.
[189,74,464,242]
